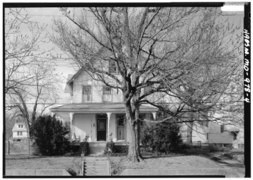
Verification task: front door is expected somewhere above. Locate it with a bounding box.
[96,114,107,141]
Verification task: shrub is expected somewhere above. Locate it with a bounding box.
[141,121,182,154]
[209,144,224,152]
[141,126,155,152]
[104,140,115,155]
[114,145,128,154]
[31,115,70,155]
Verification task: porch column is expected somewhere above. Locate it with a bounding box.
[69,113,74,141]
[106,112,112,141]
[152,112,157,120]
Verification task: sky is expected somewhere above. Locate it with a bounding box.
[24,6,244,73]
[26,8,77,76]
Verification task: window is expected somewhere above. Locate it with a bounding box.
[17,131,22,136]
[116,114,126,126]
[102,86,112,102]
[103,86,111,95]
[221,124,224,133]
[18,124,23,128]
[82,85,91,102]
[109,61,118,73]
[139,114,146,126]
[116,114,126,140]
[199,120,208,127]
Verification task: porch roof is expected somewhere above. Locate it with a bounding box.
[50,103,158,113]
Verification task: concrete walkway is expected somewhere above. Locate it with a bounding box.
[83,157,111,176]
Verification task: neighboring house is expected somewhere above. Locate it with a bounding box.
[50,68,157,144]
[181,121,243,149]
[12,117,28,139]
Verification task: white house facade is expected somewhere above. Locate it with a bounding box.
[50,69,157,143]
[12,121,28,139]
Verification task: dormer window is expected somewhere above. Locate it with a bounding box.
[82,85,92,102]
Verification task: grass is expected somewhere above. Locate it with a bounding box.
[107,147,245,176]
[108,154,245,177]
[5,155,83,175]
[5,148,245,177]
[108,155,220,175]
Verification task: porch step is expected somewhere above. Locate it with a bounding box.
[89,142,106,155]
[83,158,110,176]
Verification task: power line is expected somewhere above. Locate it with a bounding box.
[5,100,245,105]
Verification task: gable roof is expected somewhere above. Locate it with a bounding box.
[67,68,84,85]
[67,45,109,85]
[12,122,28,132]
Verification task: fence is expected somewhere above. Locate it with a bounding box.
[5,138,39,155]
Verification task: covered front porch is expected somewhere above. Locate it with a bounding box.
[50,103,157,143]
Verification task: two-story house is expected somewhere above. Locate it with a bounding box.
[50,67,157,145]
[12,116,29,139]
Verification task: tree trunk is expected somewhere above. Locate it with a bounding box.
[135,108,143,160]
[125,104,142,162]
[187,102,194,144]
[127,120,140,162]
[187,121,193,144]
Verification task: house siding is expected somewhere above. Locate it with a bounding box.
[13,131,28,139]
[72,71,123,103]
[180,122,208,144]
[71,113,118,142]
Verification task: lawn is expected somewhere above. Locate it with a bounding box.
[109,155,220,175]
[5,155,83,175]
[5,153,245,177]
[108,154,245,177]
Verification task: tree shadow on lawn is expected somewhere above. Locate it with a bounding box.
[208,156,244,168]
[141,153,190,160]
[141,147,244,169]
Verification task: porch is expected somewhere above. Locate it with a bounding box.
[51,103,157,143]
[71,141,128,155]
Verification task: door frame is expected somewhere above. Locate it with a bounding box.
[96,114,107,141]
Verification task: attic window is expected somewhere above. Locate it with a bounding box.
[109,61,118,73]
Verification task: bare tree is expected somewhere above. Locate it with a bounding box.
[53,7,242,161]
[7,60,60,136]
[5,8,61,136]
[5,8,43,93]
